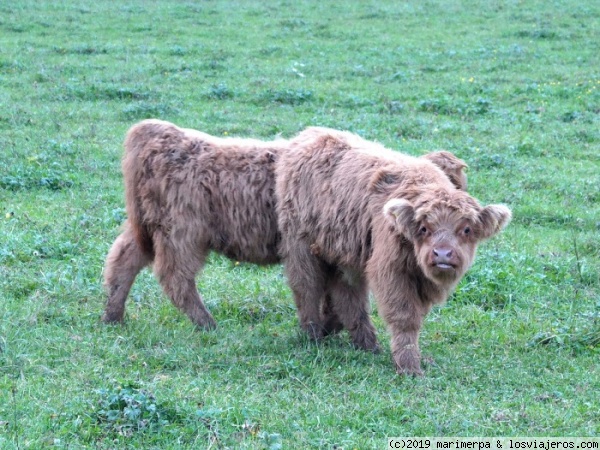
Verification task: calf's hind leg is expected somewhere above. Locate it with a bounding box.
[326,271,379,352]
[103,225,152,323]
[283,242,331,340]
[152,232,216,330]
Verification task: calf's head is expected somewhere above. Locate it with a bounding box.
[384,189,511,286]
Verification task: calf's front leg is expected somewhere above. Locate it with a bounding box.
[369,271,428,376]
[389,322,423,376]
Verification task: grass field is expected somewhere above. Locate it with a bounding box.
[1,0,599,448]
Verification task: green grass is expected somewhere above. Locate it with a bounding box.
[1,0,599,448]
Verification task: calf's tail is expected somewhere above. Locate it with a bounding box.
[121,120,164,258]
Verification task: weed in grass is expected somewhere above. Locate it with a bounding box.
[379,97,405,115]
[205,82,234,100]
[94,384,180,436]
[561,111,582,123]
[259,432,283,450]
[0,59,23,73]
[257,88,313,106]
[168,45,189,57]
[515,29,560,40]
[573,129,599,144]
[528,315,600,354]
[418,96,492,117]
[52,44,110,55]
[469,153,516,170]
[10,386,20,450]
[68,84,151,102]
[121,101,177,121]
[258,45,282,57]
[0,168,75,191]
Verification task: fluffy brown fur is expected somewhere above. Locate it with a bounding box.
[103,119,288,329]
[276,127,511,375]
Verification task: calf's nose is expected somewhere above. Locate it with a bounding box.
[433,247,453,261]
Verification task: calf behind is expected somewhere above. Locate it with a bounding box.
[103,119,287,328]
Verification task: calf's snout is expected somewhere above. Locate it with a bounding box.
[432,247,455,265]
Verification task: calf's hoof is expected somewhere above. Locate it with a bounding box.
[351,329,380,353]
[101,311,124,324]
[302,321,327,341]
[359,342,380,354]
[393,347,423,376]
[192,313,217,331]
[396,361,423,377]
[397,366,424,377]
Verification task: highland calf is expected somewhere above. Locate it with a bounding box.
[103,119,287,329]
[276,127,511,375]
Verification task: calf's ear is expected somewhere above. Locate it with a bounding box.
[478,204,512,239]
[384,199,415,237]
[421,150,468,190]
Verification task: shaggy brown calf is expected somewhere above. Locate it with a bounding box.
[103,119,288,329]
[276,127,511,375]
